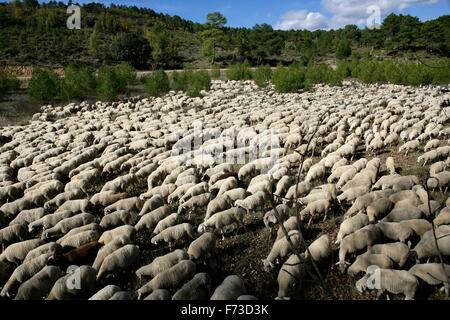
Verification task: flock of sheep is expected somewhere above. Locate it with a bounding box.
[0,79,449,300]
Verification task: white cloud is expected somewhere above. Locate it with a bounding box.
[275,10,329,31]
[275,0,442,30]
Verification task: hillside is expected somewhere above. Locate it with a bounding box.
[0,1,449,71]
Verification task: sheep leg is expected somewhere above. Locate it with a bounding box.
[307,217,313,228]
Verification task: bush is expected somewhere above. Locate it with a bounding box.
[211,68,221,79]
[171,71,189,92]
[110,33,152,69]
[226,61,252,81]
[144,69,170,97]
[252,65,272,88]
[336,40,352,60]
[0,72,20,97]
[186,70,211,97]
[272,66,305,93]
[28,68,61,103]
[59,66,96,101]
[114,62,136,88]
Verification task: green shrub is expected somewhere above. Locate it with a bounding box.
[59,66,96,101]
[171,71,189,92]
[336,40,352,60]
[252,65,272,88]
[0,72,20,97]
[114,62,136,88]
[186,70,211,97]
[211,68,221,79]
[144,69,170,97]
[96,66,121,101]
[28,68,61,103]
[226,61,252,81]
[272,66,305,93]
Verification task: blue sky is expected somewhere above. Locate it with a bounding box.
[36,0,450,30]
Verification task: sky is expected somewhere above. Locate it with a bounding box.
[32,0,450,30]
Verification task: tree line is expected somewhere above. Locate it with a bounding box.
[0,1,449,70]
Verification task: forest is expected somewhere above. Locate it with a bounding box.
[0,0,449,70]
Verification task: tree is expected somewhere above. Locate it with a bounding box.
[144,23,179,68]
[110,33,152,69]
[201,12,227,64]
[206,12,227,28]
[336,40,352,60]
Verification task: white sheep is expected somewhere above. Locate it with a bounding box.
[336,213,369,244]
[210,275,246,300]
[137,260,196,299]
[136,249,188,279]
[97,244,140,280]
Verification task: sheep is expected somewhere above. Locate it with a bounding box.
[55,199,91,214]
[21,242,59,265]
[1,253,51,297]
[300,199,332,226]
[59,230,100,248]
[153,213,179,235]
[137,260,196,299]
[366,198,394,222]
[172,273,212,300]
[299,191,332,205]
[430,161,447,177]
[92,235,131,271]
[337,185,370,203]
[204,195,232,221]
[187,232,217,260]
[347,252,393,276]
[178,193,212,216]
[222,188,249,202]
[409,263,450,293]
[151,223,195,246]
[138,194,164,216]
[418,150,440,166]
[234,191,268,213]
[104,197,143,214]
[9,208,46,226]
[276,254,305,300]
[424,139,441,152]
[336,213,369,244]
[89,285,121,300]
[386,157,396,175]
[47,265,97,300]
[263,230,303,272]
[0,224,27,247]
[47,241,102,269]
[28,210,79,232]
[263,204,293,229]
[100,210,134,230]
[42,213,96,239]
[136,249,189,279]
[210,275,246,300]
[399,219,432,237]
[377,221,414,243]
[398,140,420,155]
[356,268,418,300]
[0,239,43,264]
[274,176,292,199]
[98,225,135,245]
[135,206,172,232]
[89,191,128,208]
[144,289,171,300]
[14,266,62,300]
[427,171,450,192]
[412,233,450,260]
[382,205,424,222]
[305,234,331,263]
[179,182,209,203]
[305,164,326,183]
[435,207,450,226]
[284,181,311,200]
[367,242,409,267]
[97,244,140,280]
[337,224,381,272]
